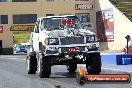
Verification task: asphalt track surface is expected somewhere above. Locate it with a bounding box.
[0,55,131,88]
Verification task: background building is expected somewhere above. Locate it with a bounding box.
[0,0,132,54]
[0,0,95,54]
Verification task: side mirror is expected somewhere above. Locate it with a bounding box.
[82,24,87,29]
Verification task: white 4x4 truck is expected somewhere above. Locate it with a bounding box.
[26,15,101,78]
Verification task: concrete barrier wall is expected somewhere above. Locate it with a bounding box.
[101,53,132,65]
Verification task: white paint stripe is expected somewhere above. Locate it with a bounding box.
[100,53,122,55]
[102,67,132,73]
[0,57,26,61]
[5,58,20,60]
[79,65,132,73]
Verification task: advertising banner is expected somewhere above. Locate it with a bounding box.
[96,8,114,42]
[10,25,35,31]
[0,25,3,33]
[13,32,30,45]
[75,4,93,10]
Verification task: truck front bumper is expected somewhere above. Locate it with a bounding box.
[43,42,99,56]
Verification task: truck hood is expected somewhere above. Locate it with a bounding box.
[44,29,95,38]
[78,29,95,36]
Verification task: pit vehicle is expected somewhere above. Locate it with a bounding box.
[15,45,27,53]
[26,15,101,78]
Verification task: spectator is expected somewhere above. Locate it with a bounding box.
[122,36,132,54]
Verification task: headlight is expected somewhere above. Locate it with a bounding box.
[48,38,59,45]
[86,35,95,42]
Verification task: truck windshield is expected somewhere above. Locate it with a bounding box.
[42,16,83,31]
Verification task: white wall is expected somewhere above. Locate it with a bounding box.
[95,0,132,50]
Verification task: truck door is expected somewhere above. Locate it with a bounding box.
[33,20,40,52]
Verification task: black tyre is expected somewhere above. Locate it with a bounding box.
[39,55,51,78]
[86,52,101,74]
[76,72,87,85]
[67,63,77,73]
[27,55,37,74]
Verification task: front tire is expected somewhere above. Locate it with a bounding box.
[27,54,37,74]
[39,55,51,78]
[86,52,101,74]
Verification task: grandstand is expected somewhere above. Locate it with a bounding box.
[110,0,132,22]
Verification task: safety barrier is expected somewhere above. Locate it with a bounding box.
[101,53,132,65]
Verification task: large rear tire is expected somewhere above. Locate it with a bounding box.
[27,54,37,74]
[86,52,101,74]
[39,55,51,78]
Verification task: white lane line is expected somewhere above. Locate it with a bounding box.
[100,53,122,55]
[0,57,26,60]
[78,64,132,73]
[4,58,21,60]
[102,67,132,73]
[78,65,132,73]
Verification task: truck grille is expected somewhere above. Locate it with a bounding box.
[60,36,84,45]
